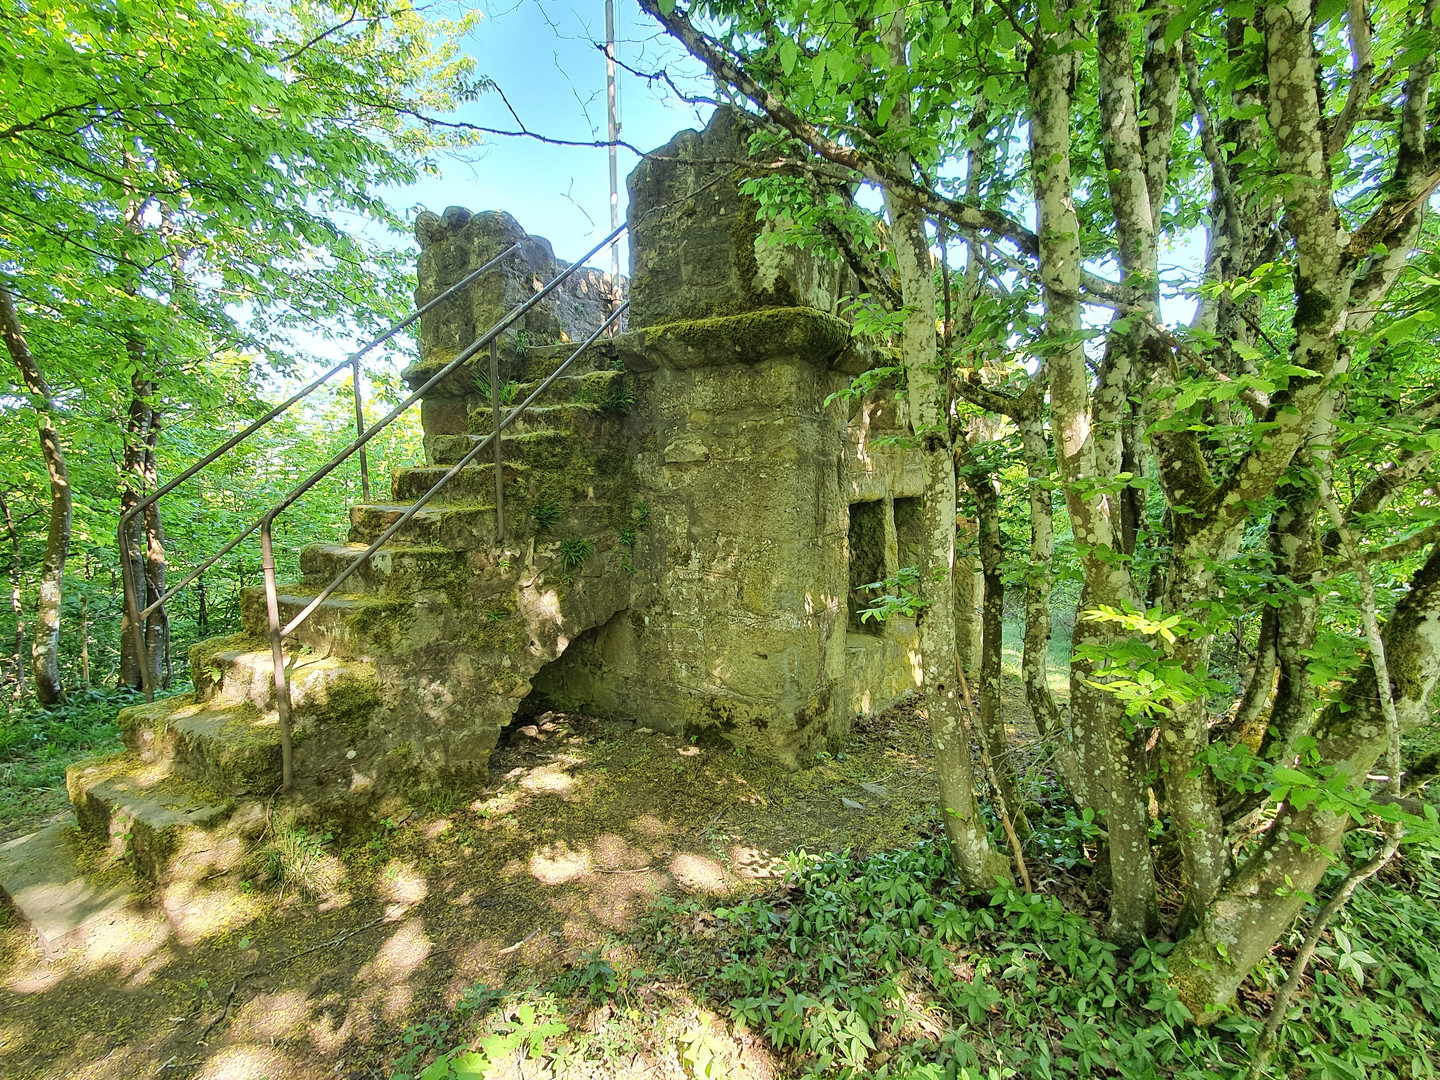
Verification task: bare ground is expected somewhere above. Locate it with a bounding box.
[0,703,956,1080]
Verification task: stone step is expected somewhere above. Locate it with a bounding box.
[445,430,573,470]
[299,541,468,597]
[464,403,621,442]
[422,428,549,467]
[67,752,253,885]
[390,460,527,504]
[348,502,499,551]
[189,633,380,713]
[427,430,581,471]
[239,586,412,660]
[480,368,630,414]
[398,339,616,402]
[0,820,140,951]
[117,694,281,795]
[507,339,618,383]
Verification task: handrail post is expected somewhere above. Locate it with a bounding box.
[260,522,294,793]
[116,518,154,703]
[490,338,505,540]
[352,355,370,504]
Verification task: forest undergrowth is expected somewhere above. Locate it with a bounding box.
[2,623,1437,1080]
[395,816,1440,1080]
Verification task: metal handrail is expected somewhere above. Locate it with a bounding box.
[259,222,628,790]
[116,243,523,704]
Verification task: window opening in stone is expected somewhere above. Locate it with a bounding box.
[848,499,886,634]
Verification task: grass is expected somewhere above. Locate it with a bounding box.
[0,689,130,839]
[1000,609,1073,700]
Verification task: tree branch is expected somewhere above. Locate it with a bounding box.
[1325,0,1376,158]
[635,0,1122,304]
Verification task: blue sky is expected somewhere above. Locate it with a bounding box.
[385,0,713,274]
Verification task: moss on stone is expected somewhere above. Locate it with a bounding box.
[464,611,527,655]
[117,693,196,740]
[189,632,265,690]
[639,307,850,370]
[307,669,383,742]
[348,598,417,654]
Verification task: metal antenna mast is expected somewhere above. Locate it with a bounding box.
[605,0,620,291]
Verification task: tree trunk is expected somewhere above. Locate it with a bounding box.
[118,371,168,690]
[959,443,1028,836]
[1172,541,1440,1019]
[78,594,90,689]
[1030,8,1159,943]
[0,282,70,707]
[1229,606,1276,748]
[197,571,209,635]
[1,492,25,701]
[1016,404,1061,740]
[881,5,1008,891]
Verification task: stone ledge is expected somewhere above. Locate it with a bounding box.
[616,307,851,372]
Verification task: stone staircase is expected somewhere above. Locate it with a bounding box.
[1,341,639,941]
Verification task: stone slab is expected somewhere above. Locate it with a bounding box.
[0,819,137,950]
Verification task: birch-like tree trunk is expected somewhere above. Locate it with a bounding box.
[958,442,1027,834]
[1029,1,1159,942]
[882,3,1008,889]
[0,281,70,706]
[118,372,170,690]
[1,493,25,701]
[1015,396,1060,740]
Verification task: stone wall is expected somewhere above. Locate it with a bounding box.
[408,108,962,766]
[526,109,932,763]
[626,108,848,328]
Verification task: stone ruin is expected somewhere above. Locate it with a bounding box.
[407,106,943,765]
[0,110,976,938]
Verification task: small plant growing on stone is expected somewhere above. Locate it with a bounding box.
[559,537,593,571]
[474,372,520,406]
[575,375,633,413]
[485,608,509,623]
[532,500,563,530]
[600,384,634,413]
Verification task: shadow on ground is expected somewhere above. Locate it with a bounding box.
[0,706,943,1079]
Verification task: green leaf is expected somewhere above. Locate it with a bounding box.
[1164,0,1208,48]
[779,38,798,75]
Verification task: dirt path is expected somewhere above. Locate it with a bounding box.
[0,707,941,1080]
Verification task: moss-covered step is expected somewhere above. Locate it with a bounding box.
[505,339,617,383]
[189,634,382,719]
[117,694,280,795]
[348,502,499,550]
[430,429,625,477]
[398,342,612,408]
[67,752,247,885]
[238,586,413,660]
[298,541,467,597]
[462,402,617,441]
[495,368,629,412]
[420,428,558,469]
[390,460,527,504]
